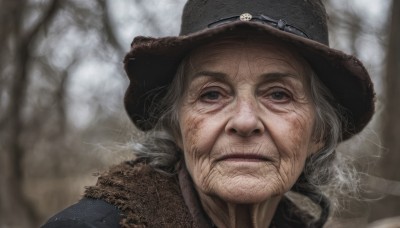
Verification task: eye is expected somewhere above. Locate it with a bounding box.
[271,91,289,100]
[200,90,222,101]
[267,89,292,103]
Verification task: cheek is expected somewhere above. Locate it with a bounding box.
[268,107,315,183]
[180,108,224,157]
[180,113,201,160]
[180,110,227,192]
[179,112,209,176]
[280,106,314,150]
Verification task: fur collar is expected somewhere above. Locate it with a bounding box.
[85,159,313,227]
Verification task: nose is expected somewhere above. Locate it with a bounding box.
[225,98,265,137]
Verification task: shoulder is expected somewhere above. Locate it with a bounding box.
[41,198,120,228]
[84,160,195,227]
[85,160,182,203]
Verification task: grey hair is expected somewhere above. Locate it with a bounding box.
[130,48,359,212]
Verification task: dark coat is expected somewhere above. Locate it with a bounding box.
[42,160,316,227]
[42,198,120,228]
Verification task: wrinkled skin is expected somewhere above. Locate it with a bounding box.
[178,38,320,228]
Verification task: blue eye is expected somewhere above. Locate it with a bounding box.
[201,91,221,100]
[271,91,288,100]
[268,90,292,103]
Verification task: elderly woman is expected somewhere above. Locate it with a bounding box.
[43,0,375,227]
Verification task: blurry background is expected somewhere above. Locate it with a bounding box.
[0,0,399,227]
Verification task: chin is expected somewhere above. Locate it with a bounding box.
[212,177,284,204]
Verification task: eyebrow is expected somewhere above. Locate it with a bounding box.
[259,72,301,82]
[191,71,229,81]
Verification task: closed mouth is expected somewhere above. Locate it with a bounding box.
[216,154,271,162]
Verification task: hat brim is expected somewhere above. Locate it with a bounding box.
[124,21,375,140]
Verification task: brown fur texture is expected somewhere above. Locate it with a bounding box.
[85,160,196,227]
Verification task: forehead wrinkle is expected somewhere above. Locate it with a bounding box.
[253,56,305,76]
[187,52,243,84]
[248,40,310,80]
[189,43,242,68]
[183,52,230,92]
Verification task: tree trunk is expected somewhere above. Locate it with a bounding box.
[0,1,60,226]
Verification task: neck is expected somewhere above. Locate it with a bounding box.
[198,192,281,228]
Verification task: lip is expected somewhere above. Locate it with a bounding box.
[216,154,271,162]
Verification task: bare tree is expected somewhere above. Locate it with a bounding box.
[0,1,183,226]
[0,1,61,226]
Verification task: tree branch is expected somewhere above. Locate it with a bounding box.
[97,0,125,54]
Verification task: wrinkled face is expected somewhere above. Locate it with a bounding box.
[178,38,319,204]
